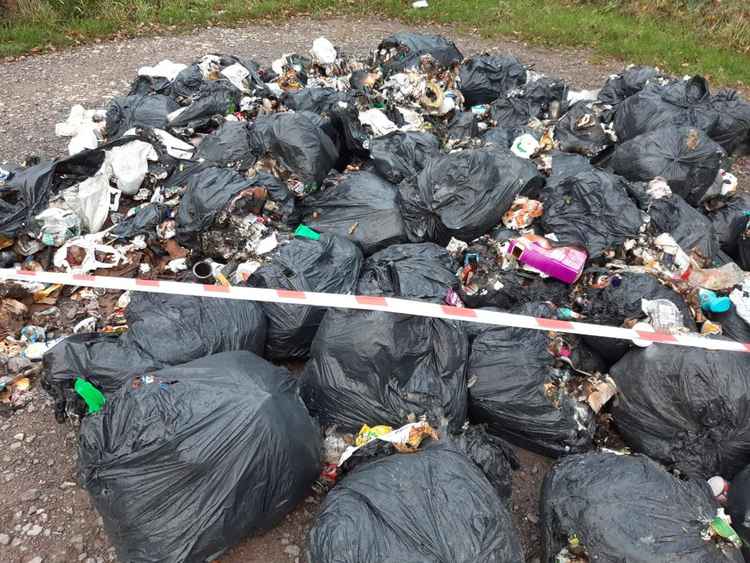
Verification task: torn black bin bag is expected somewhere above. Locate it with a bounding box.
[369,130,441,184]
[399,147,544,245]
[250,112,339,191]
[168,80,240,130]
[0,148,106,237]
[554,101,613,157]
[611,125,726,206]
[521,76,568,120]
[194,120,255,169]
[110,203,169,240]
[280,87,356,114]
[459,54,526,107]
[468,302,608,457]
[42,292,268,421]
[171,63,204,99]
[307,442,522,563]
[706,193,750,259]
[710,89,750,156]
[298,171,408,255]
[356,242,457,302]
[539,168,642,258]
[375,32,463,76]
[648,192,721,263]
[490,97,532,128]
[446,110,480,144]
[79,351,320,563]
[597,65,663,107]
[727,464,750,561]
[128,75,172,97]
[577,271,695,366]
[104,95,179,140]
[541,452,742,563]
[613,76,718,143]
[611,344,750,479]
[302,308,469,432]
[248,234,362,360]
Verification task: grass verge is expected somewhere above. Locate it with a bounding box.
[1,0,749,86]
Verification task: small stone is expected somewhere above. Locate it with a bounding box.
[11,536,23,547]
[71,534,85,553]
[21,489,40,502]
[60,481,77,490]
[281,538,289,545]
[284,545,300,557]
[13,432,25,441]
[531,466,539,475]
[26,524,43,537]
[27,557,43,563]
[25,435,36,444]
[85,558,96,563]
[27,404,35,413]
[2,456,10,463]
[10,442,22,450]
[0,533,10,545]
[43,529,50,537]
[78,554,87,561]
[47,460,54,467]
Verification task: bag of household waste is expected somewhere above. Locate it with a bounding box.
[575,271,695,365]
[79,351,320,563]
[297,171,408,255]
[597,65,663,107]
[356,242,458,302]
[727,463,750,561]
[707,193,750,261]
[541,452,743,563]
[539,168,642,258]
[375,32,463,76]
[554,101,613,157]
[302,308,469,433]
[399,147,544,245]
[611,344,750,479]
[306,440,523,563]
[459,54,526,107]
[104,95,179,140]
[42,292,267,421]
[248,233,362,360]
[610,125,725,206]
[194,120,256,169]
[369,130,441,184]
[468,302,610,457]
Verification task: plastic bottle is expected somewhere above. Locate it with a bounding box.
[507,238,587,284]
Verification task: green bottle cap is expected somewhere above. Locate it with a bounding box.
[74,378,106,415]
[294,224,321,240]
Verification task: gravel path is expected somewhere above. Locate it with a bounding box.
[0,15,746,563]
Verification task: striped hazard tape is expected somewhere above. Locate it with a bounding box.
[1,267,749,353]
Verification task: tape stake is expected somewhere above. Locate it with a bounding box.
[0,267,748,353]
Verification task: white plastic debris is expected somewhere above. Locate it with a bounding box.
[412,0,429,7]
[510,133,540,159]
[730,281,750,326]
[68,127,99,155]
[646,177,672,199]
[62,164,113,233]
[310,37,337,65]
[137,60,187,81]
[358,109,398,137]
[720,170,738,196]
[107,140,158,195]
[73,317,97,334]
[221,63,250,92]
[34,207,80,246]
[167,258,188,273]
[149,129,194,160]
[567,89,600,104]
[641,298,684,331]
[254,233,279,256]
[198,54,221,79]
[53,235,127,274]
[55,105,106,137]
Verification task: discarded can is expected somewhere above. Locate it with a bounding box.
[507,238,587,284]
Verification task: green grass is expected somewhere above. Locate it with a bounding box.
[1,0,749,86]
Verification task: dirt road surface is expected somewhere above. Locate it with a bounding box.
[0,15,747,563]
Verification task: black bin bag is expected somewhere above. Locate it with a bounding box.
[727,464,750,561]
[356,242,458,302]
[248,234,362,360]
[369,130,441,184]
[611,344,750,479]
[610,125,725,206]
[399,147,544,245]
[539,168,642,259]
[42,292,267,421]
[707,193,750,260]
[541,452,743,563]
[302,308,470,433]
[459,54,526,107]
[104,94,179,140]
[468,302,608,457]
[647,192,720,263]
[79,351,320,563]
[306,442,523,563]
[298,171,408,256]
[597,65,662,107]
[375,32,463,76]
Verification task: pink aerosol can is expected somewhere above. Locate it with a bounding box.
[507,238,587,284]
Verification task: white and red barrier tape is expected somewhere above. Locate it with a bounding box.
[1,268,748,353]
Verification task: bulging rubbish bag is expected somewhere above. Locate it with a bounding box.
[356,242,458,302]
[458,54,526,107]
[298,171,408,255]
[610,125,725,205]
[306,441,523,563]
[369,130,441,184]
[541,452,743,563]
[42,293,267,421]
[302,308,469,433]
[597,65,663,107]
[104,95,179,140]
[707,193,750,260]
[727,463,750,561]
[248,234,362,360]
[375,32,463,76]
[399,147,544,245]
[611,344,750,479]
[468,302,609,457]
[79,351,320,563]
